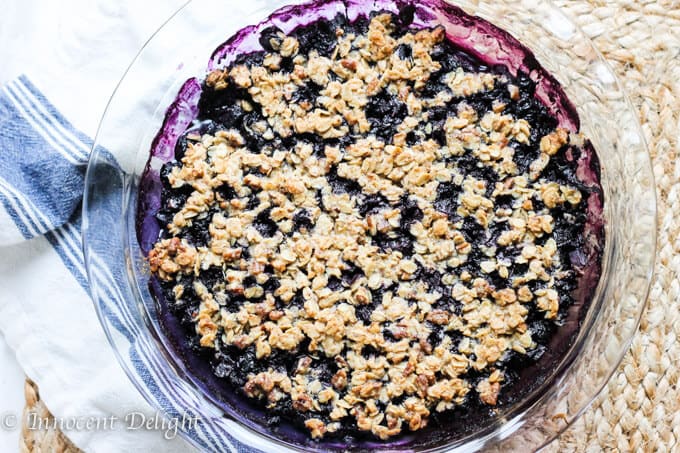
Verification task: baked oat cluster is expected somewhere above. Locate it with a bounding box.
[149,12,591,440]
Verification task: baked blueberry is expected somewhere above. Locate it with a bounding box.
[143,8,603,442]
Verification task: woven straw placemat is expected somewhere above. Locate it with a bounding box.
[547,0,679,451]
[19,0,679,451]
[20,380,81,453]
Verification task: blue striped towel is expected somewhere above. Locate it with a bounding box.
[0,76,89,243]
[0,76,202,453]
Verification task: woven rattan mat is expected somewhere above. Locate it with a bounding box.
[19,0,679,451]
[20,380,81,453]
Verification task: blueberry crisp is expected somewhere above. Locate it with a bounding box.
[145,10,602,442]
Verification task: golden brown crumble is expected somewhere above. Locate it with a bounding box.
[149,14,586,440]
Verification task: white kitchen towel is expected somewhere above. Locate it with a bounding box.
[0,78,197,453]
[0,1,199,452]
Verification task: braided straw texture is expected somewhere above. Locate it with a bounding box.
[20,380,81,453]
[19,0,678,451]
[546,0,680,451]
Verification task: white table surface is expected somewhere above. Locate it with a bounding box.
[0,332,25,452]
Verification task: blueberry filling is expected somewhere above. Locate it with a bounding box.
[143,6,603,443]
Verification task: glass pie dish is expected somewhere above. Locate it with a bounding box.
[82,0,656,451]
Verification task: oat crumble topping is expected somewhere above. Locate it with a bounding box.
[147,11,599,441]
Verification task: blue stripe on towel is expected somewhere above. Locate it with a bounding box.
[0,81,88,237]
[16,75,92,160]
[0,176,38,238]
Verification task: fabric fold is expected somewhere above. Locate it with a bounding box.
[0,75,89,244]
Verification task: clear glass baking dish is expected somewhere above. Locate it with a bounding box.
[82,0,656,451]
